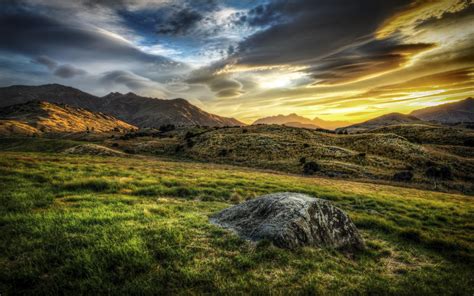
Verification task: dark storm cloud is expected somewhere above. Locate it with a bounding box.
[232,0,412,66]
[54,64,87,78]
[0,7,181,67]
[189,0,426,95]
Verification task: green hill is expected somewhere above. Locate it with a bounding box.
[113,124,474,194]
[0,149,472,294]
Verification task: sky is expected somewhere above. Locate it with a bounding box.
[0,0,473,123]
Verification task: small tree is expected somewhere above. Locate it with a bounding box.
[303,161,320,175]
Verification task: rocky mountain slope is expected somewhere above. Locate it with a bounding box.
[0,101,136,135]
[98,92,243,127]
[0,84,244,127]
[410,98,474,123]
[253,113,350,130]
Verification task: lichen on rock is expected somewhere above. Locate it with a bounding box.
[210,192,365,252]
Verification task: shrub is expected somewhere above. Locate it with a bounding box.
[175,145,184,152]
[184,131,195,139]
[299,157,306,165]
[112,143,119,147]
[186,139,195,148]
[358,152,366,158]
[159,124,176,132]
[464,138,474,147]
[242,129,248,133]
[303,143,310,148]
[124,149,135,154]
[303,161,320,175]
[425,166,453,180]
[393,171,413,182]
[218,149,229,157]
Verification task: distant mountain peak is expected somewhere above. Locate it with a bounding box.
[410,98,474,124]
[253,113,351,130]
[337,112,423,133]
[105,92,123,97]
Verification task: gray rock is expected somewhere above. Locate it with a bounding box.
[210,192,365,251]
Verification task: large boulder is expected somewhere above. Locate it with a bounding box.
[210,192,364,251]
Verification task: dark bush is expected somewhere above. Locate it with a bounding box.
[186,138,195,148]
[111,143,119,147]
[159,124,176,132]
[175,145,184,152]
[218,149,228,157]
[393,171,413,182]
[464,138,474,147]
[303,143,310,148]
[358,152,366,158]
[184,131,195,139]
[425,165,453,180]
[299,157,306,165]
[242,128,248,133]
[303,161,320,175]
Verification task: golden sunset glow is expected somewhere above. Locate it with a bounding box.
[1,0,473,124]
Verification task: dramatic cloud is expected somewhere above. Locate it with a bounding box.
[156,8,204,35]
[0,0,473,122]
[100,70,153,90]
[54,65,87,78]
[33,56,58,71]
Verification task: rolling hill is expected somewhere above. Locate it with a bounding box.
[410,98,474,123]
[336,113,424,133]
[0,100,136,135]
[0,84,244,127]
[253,113,350,130]
[110,124,474,194]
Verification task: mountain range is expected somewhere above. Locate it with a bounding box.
[0,84,243,128]
[410,98,474,123]
[0,100,136,136]
[0,84,472,133]
[252,113,351,130]
[335,98,474,133]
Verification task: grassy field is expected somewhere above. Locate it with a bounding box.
[0,146,473,294]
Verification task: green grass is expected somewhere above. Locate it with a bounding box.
[0,151,473,295]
